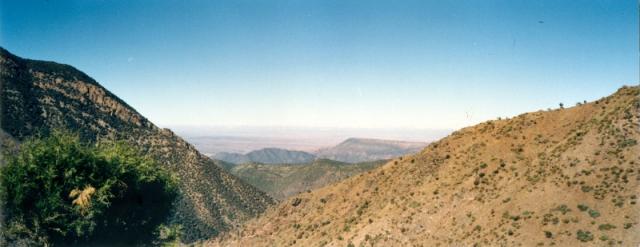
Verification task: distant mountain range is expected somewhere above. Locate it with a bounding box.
[315,137,427,163]
[218,159,386,200]
[0,47,274,243]
[213,151,253,164]
[177,127,451,156]
[215,148,316,164]
[213,138,427,164]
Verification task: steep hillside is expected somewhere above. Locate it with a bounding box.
[315,138,427,163]
[214,148,316,165]
[0,48,275,243]
[212,86,640,246]
[220,159,386,200]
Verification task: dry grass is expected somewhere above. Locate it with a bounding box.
[69,186,96,211]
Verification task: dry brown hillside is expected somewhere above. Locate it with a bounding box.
[211,86,640,246]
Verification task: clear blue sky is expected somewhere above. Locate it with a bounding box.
[1,0,637,129]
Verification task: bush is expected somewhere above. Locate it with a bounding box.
[576,230,593,242]
[155,224,183,246]
[554,204,571,215]
[588,209,600,218]
[0,131,178,246]
[577,204,589,211]
[598,224,616,231]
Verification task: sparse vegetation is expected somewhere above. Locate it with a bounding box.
[213,86,640,246]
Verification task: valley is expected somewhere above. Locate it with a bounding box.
[219,159,386,200]
[1,46,638,246]
[1,2,637,245]
[0,47,434,245]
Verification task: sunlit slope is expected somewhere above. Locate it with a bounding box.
[212,86,639,246]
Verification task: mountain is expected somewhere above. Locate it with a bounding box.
[219,159,386,200]
[315,138,427,163]
[211,86,640,246]
[247,148,316,164]
[0,47,275,243]
[212,138,429,165]
[212,138,428,165]
[214,148,316,164]
[214,152,252,164]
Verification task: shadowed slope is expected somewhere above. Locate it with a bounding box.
[0,47,275,243]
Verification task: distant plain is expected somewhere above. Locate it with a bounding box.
[175,126,451,155]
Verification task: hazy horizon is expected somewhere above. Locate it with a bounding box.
[173,125,451,155]
[1,1,637,130]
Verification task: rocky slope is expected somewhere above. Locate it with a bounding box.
[211,86,639,246]
[214,148,316,165]
[0,47,275,243]
[220,159,386,200]
[315,138,427,163]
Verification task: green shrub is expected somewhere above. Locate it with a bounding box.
[588,209,600,218]
[598,224,616,231]
[576,230,593,242]
[618,139,637,148]
[554,204,571,215]
[155,224,183,247]
[0,131,178,246]
[577,204,589,211]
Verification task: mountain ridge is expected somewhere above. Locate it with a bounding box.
[214,148,316,164]
[315,137,428,163]
[0,47,275,243]
[213,138,427,165]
